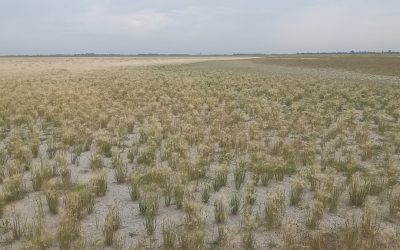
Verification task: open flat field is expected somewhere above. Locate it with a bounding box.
[0,57,247,78]
[251,54,400,77]
[0,56,399,249]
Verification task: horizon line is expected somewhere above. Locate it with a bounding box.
[0,50,399,57]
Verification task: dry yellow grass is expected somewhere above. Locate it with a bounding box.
[0,56,399,249]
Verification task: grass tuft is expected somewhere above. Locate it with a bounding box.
[214,196,226,224]
[245,183,256,206]
[213,165,229,192]
[201,184,210,204]
[90,170,108,196]
[3,174,25,202]
[264,190,285,229]
[234,161,246,190]
[162,220,177,249]
[103,205,121,245]
[44,187,59,214]
[229,192,241,215]
[289,177,305,206]
[349,173,369,207]
[57,215,80,250]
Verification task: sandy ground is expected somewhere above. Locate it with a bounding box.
[0,56,254,78]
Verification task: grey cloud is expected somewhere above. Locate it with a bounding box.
[0,0,399,55]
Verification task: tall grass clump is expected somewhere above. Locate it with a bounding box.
[91,170,108,196]
[349,173,369,207]
[46,137,58,159]
[64,185,95,218]
[389,187,400,217]
[245,183,256,206]
[24,214,52,249]
[127,145,138,163]
[229,192,241,215]
[57,216,80,250]
[174,184,185,209]
[139,193,159,215]
[306,165,320,192]
[306,200,324,229]
[212,225,228,248]
[128,176,141,201]
[162,220,177,249]
[3,174,25,202]
[71,145,82,165]
[315,176,343,212]
[178,201,205,250]
[15,145,33,170]
[97,137,112,157]
[139,193,159,235]
[103,205,121,245]
[31,162,53,191]
[137,146,156,166]
[338,207,382,249]
[213,165,229,192]
[214,196,227,224]
[200,185,210,204]
[289,177,305,206]
[114,162,128,183]
[44,187,59,214]
[90,153,104,169]
[7,210,24,240]
[241,213,256,250]
[163,178,174,207]
[264,190,285,229]
[234,161,246,190]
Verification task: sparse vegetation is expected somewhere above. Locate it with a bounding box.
[57,216,80,250]
[241,213,256,250]
[0,56,399,249]
[389,186,400,217]
[213,165,229,192]
[264,190,285,229]
[349,173,369,207]
[3,174,25,202]
[289,177,305,206]
[174,183,185,209]
[201,184,210,204]
[114,162,128,183]
[214,196,226,224]
[31,162,52,191]
[90,153,104,170]
[139,193,159,235]
[245,183,256,206]
[90,170,108,196]
[103,205,121,245]
[234,161,246,190]
[128,176,141,201]
[229,192,241,215]
[162,220,177,249]
[306,200,324,229]
[44,187,59,214]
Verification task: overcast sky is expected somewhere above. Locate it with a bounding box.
[1,0,399,55]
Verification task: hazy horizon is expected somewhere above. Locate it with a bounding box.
[1,0,399,55]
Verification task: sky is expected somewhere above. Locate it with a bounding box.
[0,0,399,55]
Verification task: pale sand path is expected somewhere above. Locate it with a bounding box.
[0,56,255,78]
